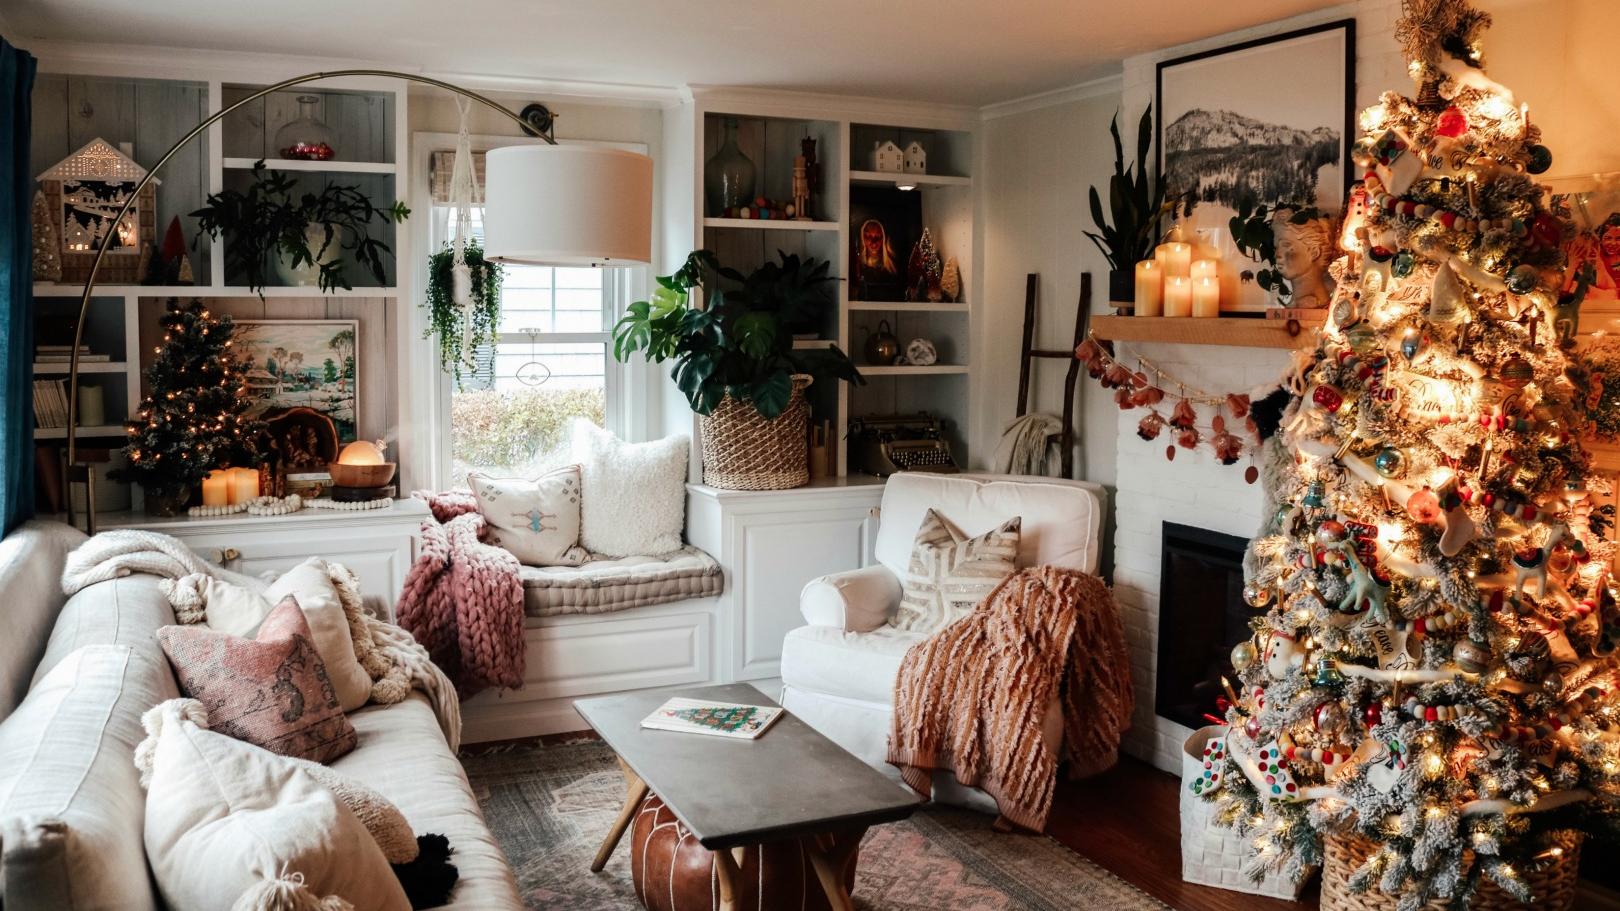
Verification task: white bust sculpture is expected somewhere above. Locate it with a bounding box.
[1273,214,1337,310]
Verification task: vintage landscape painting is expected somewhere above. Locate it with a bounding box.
[233,319,359,440]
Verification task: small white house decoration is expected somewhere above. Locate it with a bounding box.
[903,141,927,175]
[870,140,903,173]
[37,137,159,284]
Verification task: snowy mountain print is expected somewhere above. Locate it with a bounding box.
[1164,108,1340,211]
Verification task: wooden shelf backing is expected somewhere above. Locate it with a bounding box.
[859,364,968,376]
[847,170,970,188]
[224,157,396,174]
[1090,315,1322,350]
[847,300,968,312]
[703,217,839,232]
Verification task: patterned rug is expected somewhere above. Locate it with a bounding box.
[460,738,1168,911]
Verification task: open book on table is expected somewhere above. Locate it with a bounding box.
[640,697,784,740]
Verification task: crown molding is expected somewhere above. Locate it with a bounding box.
[979,73,1123,120]
[685,84,979,130]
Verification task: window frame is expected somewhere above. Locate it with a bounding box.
[408,131,651,490]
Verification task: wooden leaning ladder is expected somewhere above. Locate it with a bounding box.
[1014,272,1092,480]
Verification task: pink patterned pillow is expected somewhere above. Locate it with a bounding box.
[157,596,357,763]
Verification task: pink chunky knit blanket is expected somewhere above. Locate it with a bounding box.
[396,490,525,698]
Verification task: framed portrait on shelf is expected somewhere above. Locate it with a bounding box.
[1156,20,1355,310]
[849,185,922,304]
[233,319,360,442]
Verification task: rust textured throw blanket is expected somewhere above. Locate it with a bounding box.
[887,565,1133,831]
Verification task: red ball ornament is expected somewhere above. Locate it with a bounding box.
[1365,702,1383,726]
[1407,487,1443,524]
[1530,213,1563,249]
[1312,384,1346,413]
[1436,106,1468,138]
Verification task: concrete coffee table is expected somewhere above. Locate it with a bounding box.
[576,683,921,911]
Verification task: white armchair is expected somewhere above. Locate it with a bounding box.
[779,472,1106,805]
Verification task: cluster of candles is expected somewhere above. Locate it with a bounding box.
[1133,235,1222,318]
[201,467,261,506]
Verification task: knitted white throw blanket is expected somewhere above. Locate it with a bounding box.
[62,529,462,751]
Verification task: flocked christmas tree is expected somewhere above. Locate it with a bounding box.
[115,299,263,503]
[1203,1,1620,907]
[30,190,61,282]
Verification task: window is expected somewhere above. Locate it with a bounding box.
[430,204,622,481]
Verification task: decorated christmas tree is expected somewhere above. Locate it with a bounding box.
[1204,1,1620,907]
[31,190,61,282]
[116,299,263,504]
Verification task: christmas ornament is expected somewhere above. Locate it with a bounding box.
[1370,128,1421,196]
[1374,446,1406,478]
[1316,519,1350,546]
[1391,250,1416,278]
[1498,355,1533,389]
[1244,714,1263,740]
[1251,741,1301,799]
[1406,487,1443,523]
[1453,638,1492,673]
[1400,327,1429,360]
[1313,658,1346,687]
[1435,105,1468,138]
[1189,735,1226,796]
[905,228,944,302]
[1430,262,1467,325]
[1315,701,1349,737]
[1231,640,1259,672]
[1312,384,1346,413]
[30,191,62,282]
[1242,582,1273,608]
[1264,631,1304,679]
[1506,264,1539,295]
[1526,143,1553,174]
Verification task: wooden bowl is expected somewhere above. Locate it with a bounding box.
[327,461,397,489]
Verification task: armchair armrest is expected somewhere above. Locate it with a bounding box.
[799,565,902,632]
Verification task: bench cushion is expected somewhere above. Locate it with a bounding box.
[521,546,723,617]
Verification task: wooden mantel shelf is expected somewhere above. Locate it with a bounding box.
[1090,314,1324,350]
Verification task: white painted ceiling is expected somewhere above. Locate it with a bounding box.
[2,0,1347,106]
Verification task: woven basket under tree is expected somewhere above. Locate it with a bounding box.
[701,375,813,490]
[1321,830,1582,911]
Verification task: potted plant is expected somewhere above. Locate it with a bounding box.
[424,240,503,383]
[1085,105,1189,305]
[612,249,862,490]
[192,161,410,295]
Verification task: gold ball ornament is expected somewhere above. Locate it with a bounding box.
[1242,582,1273,608]
[1498,356,1533,389]
[1231,640,1259,672]
[1452,639,1492,674]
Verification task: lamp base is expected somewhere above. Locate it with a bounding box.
[331,484,394,502]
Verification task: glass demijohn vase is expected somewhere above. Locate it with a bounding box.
[275,95,337,161]
[704,118,756,216]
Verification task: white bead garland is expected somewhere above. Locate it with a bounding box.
[182,494,392,519]
[246,495,303,516]
[187,502,247,518]
[305,497,392,511]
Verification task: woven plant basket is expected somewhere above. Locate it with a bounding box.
[1321,830,1582,911]
[700,374,812,491]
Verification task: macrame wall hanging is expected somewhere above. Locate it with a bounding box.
[447,98,481,345]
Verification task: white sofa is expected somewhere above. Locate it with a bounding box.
[779,473,1106,804]
[0,520,523,911]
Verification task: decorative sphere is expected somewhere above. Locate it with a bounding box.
[1316,519,1350,546]
[1365,701,1384,727]
[1400,329,1428,360]
[1499,356,1534,389]
[1452,639,1492,674]
[1542,673,1565,695]
[1314,701,1349,736]
[1406,487,1443,524]
[1374,446,1406,479]
[1513,629,1551,665]
[1507,264,1539,295]
[1242,582,1274,609]
[1436,106,1469,138]
[1392,251,1416,278]
[1526,144,1553,175]
[1231,640,1259,672]
[1244,715,1264,739]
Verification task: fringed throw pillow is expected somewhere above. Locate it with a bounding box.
[157,597,357,763]
[468,466,589,567]
[891,509,1021,634]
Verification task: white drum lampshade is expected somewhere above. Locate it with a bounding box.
[483,145,653,266]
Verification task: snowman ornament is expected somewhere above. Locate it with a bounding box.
[1264,631,1305,679]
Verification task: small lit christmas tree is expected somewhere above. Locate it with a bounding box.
[116,299,263,507]
[1201,1,1620,908]
[31,190,62,282]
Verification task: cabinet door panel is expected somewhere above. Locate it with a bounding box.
[735,509,870,679]
[178,531,410,620]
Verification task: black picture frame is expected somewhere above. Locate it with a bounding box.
[1155,19,1357,214]
[848,185,922,303]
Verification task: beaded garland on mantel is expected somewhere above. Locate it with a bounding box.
[186,494,392,519]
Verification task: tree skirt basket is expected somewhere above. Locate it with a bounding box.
[1321,829,1582,911]
[1180,725,1310,899]
[700,374,812,491]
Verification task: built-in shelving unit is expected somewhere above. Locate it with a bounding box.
[847,170,970,188]
[701,216,839,232]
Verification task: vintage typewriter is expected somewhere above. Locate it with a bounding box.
[849,413,959,476]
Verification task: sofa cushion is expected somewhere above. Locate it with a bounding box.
[521,545,723,617]
[469,466,590,567]
[31,574,179,692]
[0,519,88,715]
[0,645,168,911]
[892,510,1019,634]
[333,693,523,909]
[779,624,925,705]
[571,419,689,557]
[873,473,1104,580]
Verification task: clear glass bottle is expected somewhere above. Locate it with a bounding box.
[274,95,337,161]
[704,118,756,216]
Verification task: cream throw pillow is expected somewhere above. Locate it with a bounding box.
[200,557,373,712]
[891,509,1021,634]
[140,699,410,911]
[570,419,689,557]
[468,466,589,566]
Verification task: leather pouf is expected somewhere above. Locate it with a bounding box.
[628,793,858,911]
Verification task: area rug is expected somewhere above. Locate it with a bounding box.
[461,737,1168,911]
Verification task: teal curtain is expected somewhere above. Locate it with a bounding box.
[0,38,37,532]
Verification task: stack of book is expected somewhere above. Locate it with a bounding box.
[35,344,110,364]
[33,379,70,428]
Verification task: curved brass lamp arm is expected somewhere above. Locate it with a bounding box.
[63,69,545,524]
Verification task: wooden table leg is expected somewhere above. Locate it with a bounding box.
[713,844,740,911]
[804,826,867,911]
[591,756,649,873]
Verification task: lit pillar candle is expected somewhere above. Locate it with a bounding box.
[1163,275,1192,318]
[228,467,259,504]
[202,470,230,507]
[1134,260,1163,317]
[1192,275,1221,318]
[1155,242,1192,279]
[1191,259,1219,282]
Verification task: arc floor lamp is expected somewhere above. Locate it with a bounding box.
[60,69,654,534]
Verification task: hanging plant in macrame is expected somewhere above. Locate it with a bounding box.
[426,240,502,382]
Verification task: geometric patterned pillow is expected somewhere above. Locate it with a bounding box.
[890,509,1021,635]
[156,597,356,763]
[469,465,589,566]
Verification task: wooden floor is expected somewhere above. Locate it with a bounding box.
[1046,755,1317,911]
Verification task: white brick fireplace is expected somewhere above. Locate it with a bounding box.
[1113,342,1292,774]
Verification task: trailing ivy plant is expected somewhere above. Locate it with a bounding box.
[424,240,503,383]
[1228,202,1327,303]
[192,160,410,296]
[612,249,862,419]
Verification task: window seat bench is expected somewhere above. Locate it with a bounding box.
[521,545,723,617]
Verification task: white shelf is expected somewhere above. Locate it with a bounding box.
[703,217,840,232]
[224,157,397,174]
[859,365,969,376]
[848,170,970,188]
[33,284,396,298]
[35,425,126,440]
[33,361,127,374]
[792,339,838,349]
[848,301,968,312]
